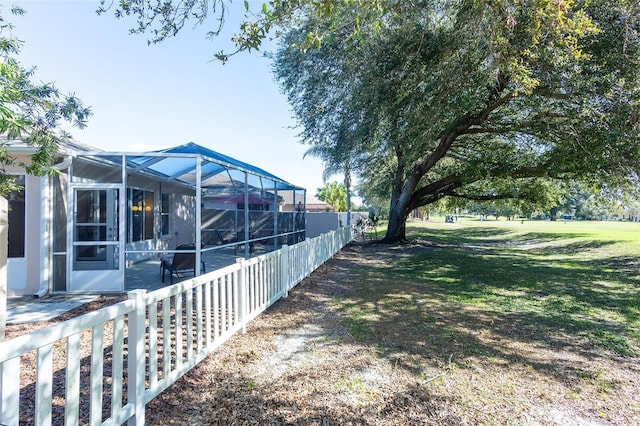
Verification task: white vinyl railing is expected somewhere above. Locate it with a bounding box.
[0,226,353,426]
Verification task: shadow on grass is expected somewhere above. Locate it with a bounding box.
[145,257,470,425]
[146,355,465,425]
[336,226,639,389]
[144,227,638,423]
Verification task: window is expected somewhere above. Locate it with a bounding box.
[161,193,170,236]
[128,188,154,242]
[237,203,269,211]
[8,175,25,258]
[144,191,154,240]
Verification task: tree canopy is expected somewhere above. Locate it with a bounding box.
[0,6,91,194]
[100,0,640,242]
[273,0,640,241]
[97,0,370,61]
[316,181,347,212]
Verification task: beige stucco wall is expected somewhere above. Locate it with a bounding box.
[25,173,44,296]
[171,192,197,247]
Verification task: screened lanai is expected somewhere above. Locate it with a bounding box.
[53,142,307,293]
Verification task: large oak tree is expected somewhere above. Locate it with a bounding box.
[273,1,640,242]
[104,0,640,242]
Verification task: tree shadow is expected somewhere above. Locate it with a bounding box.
[335,231,639,392]
[142,230,638,423]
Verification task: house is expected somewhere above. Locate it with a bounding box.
[3,139,306,296]
[280,192,335,212]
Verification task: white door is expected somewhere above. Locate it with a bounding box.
[69,187,122,292]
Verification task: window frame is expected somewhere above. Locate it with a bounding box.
[161,193,170,237]
[127,187,155,243]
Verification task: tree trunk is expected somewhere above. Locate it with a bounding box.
[0,196,8,342]
[383,204,409,242]
[344,171,352,226]
[382,175,418,243]
[381,157,424,242]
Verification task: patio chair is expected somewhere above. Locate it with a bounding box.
[235,229,255,256]
[215,230,233,245]
[160,243,206,284]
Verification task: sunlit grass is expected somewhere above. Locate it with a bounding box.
[345,218,640,357]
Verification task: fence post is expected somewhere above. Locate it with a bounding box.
[127,289,147,426]
[280,245,289,298]
[0,356,19,425]
[236,258,247,334]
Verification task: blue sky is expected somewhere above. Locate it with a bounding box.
[11,0,331,196]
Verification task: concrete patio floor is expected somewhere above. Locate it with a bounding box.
[6,244,275,324]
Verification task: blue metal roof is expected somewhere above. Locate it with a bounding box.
[125,142,303,191]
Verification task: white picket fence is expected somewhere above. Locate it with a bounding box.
[0,226,353,426]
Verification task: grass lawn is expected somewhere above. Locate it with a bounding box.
[338,218,640,423]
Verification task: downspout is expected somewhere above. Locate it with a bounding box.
[50,155,73,172]
[34,155,73,298]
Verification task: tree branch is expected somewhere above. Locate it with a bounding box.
[416,72,515,176]
[449,192,513,201]
[407,174,462,210]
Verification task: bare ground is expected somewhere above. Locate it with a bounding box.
[8,241,640,425]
